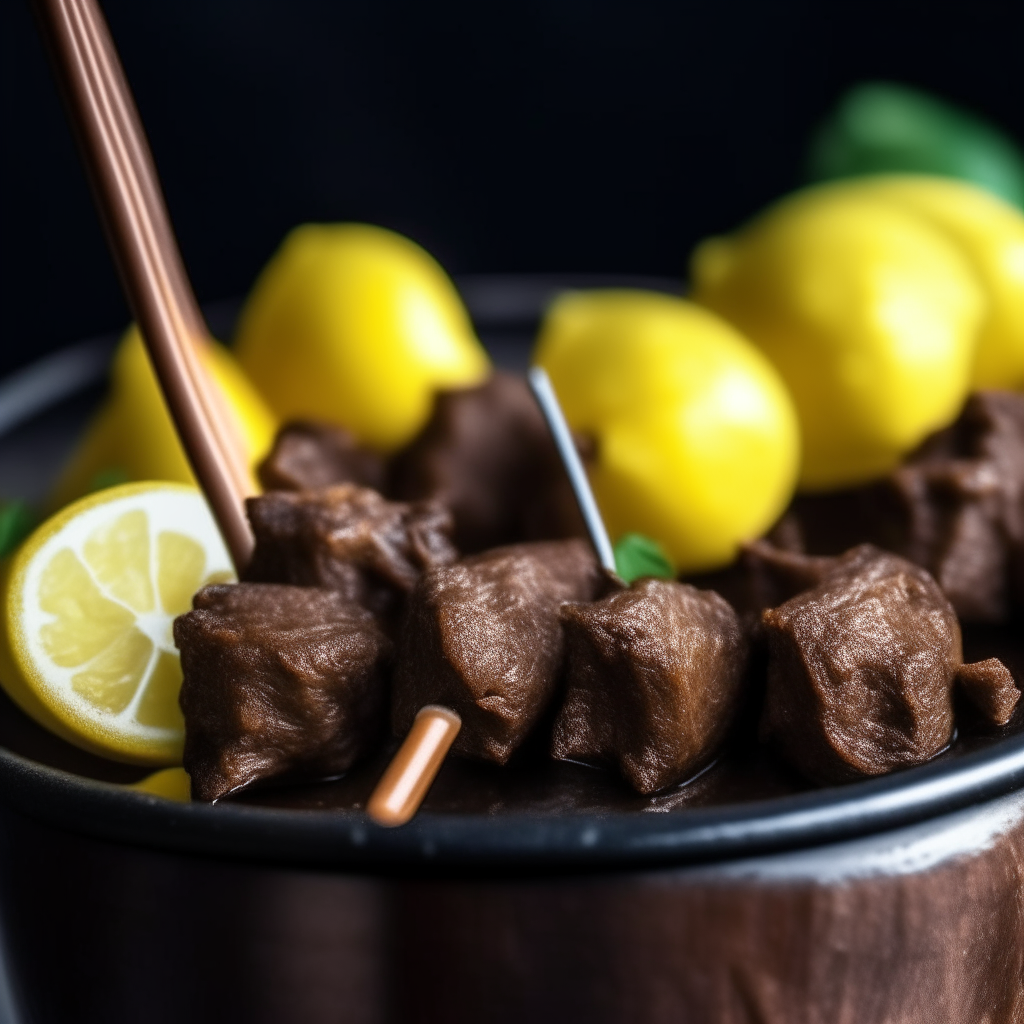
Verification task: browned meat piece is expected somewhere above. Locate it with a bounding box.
[243,485,457,616]
[884,391,1024,621]
[391,539,607,764]
[955,658,1020,727]
[689,539,849,623]
[176,583,391,801]
[784,391,1024,623]
[760,546,964,784]
[258,420,386,493]
[389,371,585,552]
[551,579,749,795]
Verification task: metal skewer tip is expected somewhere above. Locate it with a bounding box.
[527,366,616,575]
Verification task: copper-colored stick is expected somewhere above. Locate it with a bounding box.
[76,0,255,499]
[33,0,255,570]
[75,0,205,340]
[367,707,462,827]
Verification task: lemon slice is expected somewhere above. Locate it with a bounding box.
[0,482,234,765]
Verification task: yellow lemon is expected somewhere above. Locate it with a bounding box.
[847,175,1024,389]
[130,766,192,801]
[50,328,278,509]
[535,290,800,573]
[0,483,234,765]
[233,223,490,452]
[691,183,984,490]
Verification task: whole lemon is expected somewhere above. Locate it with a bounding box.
[846,175,1024,390]
[691,184,984,490]
[233,224,490,452]
[50,327,277,509]
[534,290,800,573]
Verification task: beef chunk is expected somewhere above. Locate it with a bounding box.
[389,371,585,552]
[786,391,1024,623]
[391,539,606,764]
[551,579,749,794]
[884,391,1024,621]
[176,583,391,801]
[258,420,386,493]
[690,540,850,624]
[955,658,1020,727]
[759,547,962,784]
[243,485,457,616]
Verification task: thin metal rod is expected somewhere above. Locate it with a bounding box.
[528,366,616,574]
[33,0,255,571]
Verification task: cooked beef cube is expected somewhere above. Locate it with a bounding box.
[243,485,457,615]
[690,539,852,623]
[391,539,606,764]
[389,371,585,552]
[884,391,1024,621]
[785,391,1024,623]
[551,579,749,794]
[177,583,391,801]
[258,420,386,493]
[759,547,963,784]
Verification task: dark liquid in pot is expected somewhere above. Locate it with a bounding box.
[1,624,1020,816]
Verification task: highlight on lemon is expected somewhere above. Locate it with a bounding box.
[0,482,234,765]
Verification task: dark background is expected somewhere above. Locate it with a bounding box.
[2,0,1023,378]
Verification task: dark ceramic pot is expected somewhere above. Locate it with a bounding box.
[1,276,1022,1024]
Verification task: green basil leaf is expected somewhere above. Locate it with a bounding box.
[613,533,674,585]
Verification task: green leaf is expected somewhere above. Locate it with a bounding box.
[805,81,1024,210]
[613,533,674,585]
[0,501,36,560]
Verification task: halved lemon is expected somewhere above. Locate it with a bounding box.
[0,482,233,765]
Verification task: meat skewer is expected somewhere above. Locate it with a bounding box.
[366,368,614,826]
[32,0,255,570]
[526,367,617,573]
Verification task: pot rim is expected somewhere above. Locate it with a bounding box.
[3,735,1024,874]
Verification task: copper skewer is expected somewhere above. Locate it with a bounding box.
[75,0,205,341]
[365,706,462,827]
[75,0,257,501]
[33,0,255,571]
[366,368,613,827]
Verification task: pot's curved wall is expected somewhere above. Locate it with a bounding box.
[2,792,1022,1024]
